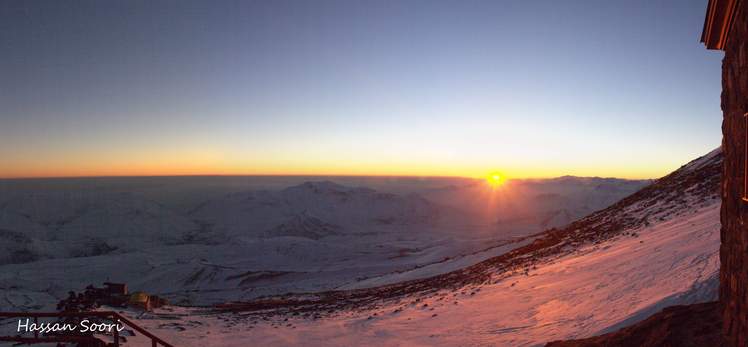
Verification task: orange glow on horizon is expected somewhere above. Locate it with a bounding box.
[0,121,699,181]
[0,147,678,180]
[0,161,669,180]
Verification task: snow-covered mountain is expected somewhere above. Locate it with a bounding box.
[0,191,199,264]
[120,148,722,347]
[0,173,645,310]
[420,176,649,232]
[0,166,669,347]
[189,180,445,240]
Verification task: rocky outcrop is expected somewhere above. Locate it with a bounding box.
[720,3,748,346]
[545,302,724,347]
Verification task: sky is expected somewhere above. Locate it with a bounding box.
[0,0,724,179]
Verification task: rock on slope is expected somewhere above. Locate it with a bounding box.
[545,302,724,347]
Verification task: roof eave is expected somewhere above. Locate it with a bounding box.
[701,0,740,50]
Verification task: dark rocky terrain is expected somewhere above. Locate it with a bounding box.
[545,302,724,347]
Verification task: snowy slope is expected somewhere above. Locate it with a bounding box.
[121,148,721,347]
[136,204,719,347]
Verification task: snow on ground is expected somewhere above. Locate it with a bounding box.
[0,176,644,309]
[131,202,719,347]
[0,151,719,346]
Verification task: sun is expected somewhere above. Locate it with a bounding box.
[486,172,505,188]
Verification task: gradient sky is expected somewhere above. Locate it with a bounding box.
[0,0,724,179]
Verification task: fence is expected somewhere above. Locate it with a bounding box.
[0,311,173,347]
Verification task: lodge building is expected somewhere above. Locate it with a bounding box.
[702,0,748,346]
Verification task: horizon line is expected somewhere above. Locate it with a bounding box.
[0,173,656,181]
